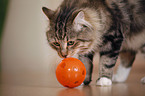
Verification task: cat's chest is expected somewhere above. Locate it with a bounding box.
[121,30,145,50]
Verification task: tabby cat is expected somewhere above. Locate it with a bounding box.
[42,0,145,86]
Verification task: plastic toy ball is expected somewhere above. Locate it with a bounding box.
[56,57,86,88]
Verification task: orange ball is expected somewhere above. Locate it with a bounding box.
[56,58,86,88]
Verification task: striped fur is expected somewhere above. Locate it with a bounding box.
[42,0,145,86]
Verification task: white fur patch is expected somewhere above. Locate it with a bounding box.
[96,77,112,86]
[113,64,131,82]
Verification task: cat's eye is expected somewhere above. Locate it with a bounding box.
[82,24,87,28]
[52,42,60,47]
[67,41,75,46]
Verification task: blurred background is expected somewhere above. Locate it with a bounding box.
[0,0,145,96]
[0,0,65,87]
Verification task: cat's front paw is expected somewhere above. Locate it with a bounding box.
[96,77,112,86]
[83,75,92,85]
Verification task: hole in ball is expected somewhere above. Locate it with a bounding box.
[74,81,79,84]
[61,62,66,68]
[82,70,85,75]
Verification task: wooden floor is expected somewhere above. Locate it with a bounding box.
[1,54,145,96]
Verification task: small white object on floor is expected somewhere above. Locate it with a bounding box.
[141,76,145,84]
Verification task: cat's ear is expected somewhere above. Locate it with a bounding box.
[73,11,92,31]
[73,11,85,23]
[42,7,54,19]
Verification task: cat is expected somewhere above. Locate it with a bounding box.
[42,0,145,86]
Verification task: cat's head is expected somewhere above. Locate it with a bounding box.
[42,7,98,58]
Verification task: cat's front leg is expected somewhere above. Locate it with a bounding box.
[79,53,94,85]
[96,32,123,86]
[96,54,117,86]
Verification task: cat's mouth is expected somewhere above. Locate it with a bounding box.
[58,54,71,58]
[58,52,67,58]
[57,50,78,58]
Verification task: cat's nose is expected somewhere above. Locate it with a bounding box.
[60,52,67,58]
[61,49,68,58]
